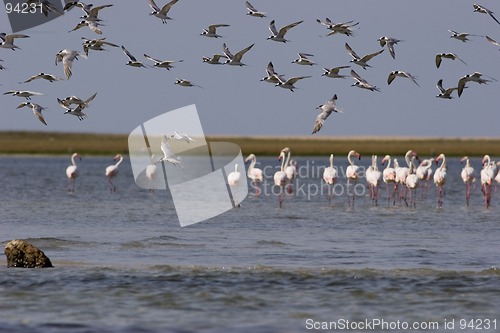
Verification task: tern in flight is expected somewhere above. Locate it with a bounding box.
[345,43,384,69]
[17,102,48,125]
[267,20,303,43]
[222,43,254,66]
[245,1,266,18]
[146,0,179,24]
[473,4,500,26]
[435,53,467,68]
[387,70,419,87]
[311,94,343,135]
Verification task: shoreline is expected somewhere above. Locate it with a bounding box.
[1,131,499,156]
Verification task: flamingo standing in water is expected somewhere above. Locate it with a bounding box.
[346,150,361,208]
[381,155,397,206]
[434,153,447,208]
[323,154,338,206]
[460,156,476,207]
[480,155,496,208]
[245,153,263,196]
[105,154,123,192]
[395,150,417,204]
[405,156,419,208]
[146,154,158,193]
[365,155,381,205]
[416,159,433,197]
[66,152,81,193]
[227,164,242,207]
[274,150,288,208]
[281,147,297,193]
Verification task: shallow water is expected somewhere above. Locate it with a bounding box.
[0,156,499,332]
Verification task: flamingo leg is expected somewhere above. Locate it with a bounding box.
[279,186,284,208]
[465,182,470,207]
[108,177,116,192]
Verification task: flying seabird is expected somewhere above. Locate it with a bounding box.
[267,20,303,43]
[311,94,343,135]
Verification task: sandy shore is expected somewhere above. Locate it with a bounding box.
[1,131,499,156]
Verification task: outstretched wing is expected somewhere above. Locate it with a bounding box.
[121,45,137,61]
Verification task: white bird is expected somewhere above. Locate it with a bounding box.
[346,150,361,208]
[480,155,495,208]
[378,36,402,59]
[144,54,183,70]
[460,156,476,207]
[457,72,494,97]
[416,159,433,194]
[200,24,230,38]
[387,70,419,87]
[267,20,303,43]
[64,2,112,17]
[485,35,500,50]
[245,1,266,18]
[434,153,447,208]
[323,154,338,206]
[82,37,118,56]
[473,3,500,26]
[147,0,179,23]
[260,61,285,84]
[281,147,297,184]
[275,75,311,92]
[292,53,316,66]
[311,94,343,135]
[4,90,43,100]
[448,30,481,43]
[66,153,81,193]
[0,33,29,50]
[381,155,397,206]
[245,153,263,196]
[145,154,158,193]
[121,46,147,68]
[23,72,63,83]
[317,18,359,37]
[222,43,254,66]
[57,92,97,121]
[365,155,382,205]
[344,42,384,69]
[202,54,227,65]
[350,69,380,92]
[227,164,242,207]
[435,79,460,99]
[79,4,113,21]
[169,131,195,143]
[68,20,104,34]
[395,150,417,204]
[435,53,467,68]
[55,49,86,79]
[174,78,202,88]
[159,135,182,167]
[405,156,419,208]
[274,150,288,208]
[105,154,123,192]
[321,66,350,79]
[16,102,47,125]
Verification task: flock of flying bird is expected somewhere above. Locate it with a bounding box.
[1,1,499,134]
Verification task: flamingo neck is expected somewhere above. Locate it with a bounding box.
[405,151,412,168]
[71,155,78,166]
[348,152,354,166]
[384,157,391,169]
[285,151,291,169]
[439,156,446,170]
[329,156,334,168]
[280,154,286,172]
[115,156,123,167]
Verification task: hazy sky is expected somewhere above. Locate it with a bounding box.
[0,1,499,137]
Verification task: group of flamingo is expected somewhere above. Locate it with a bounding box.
[65,153,124,193]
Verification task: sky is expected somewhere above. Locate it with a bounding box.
[0,0,499,138]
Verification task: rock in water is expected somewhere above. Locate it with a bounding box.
[4,239,53,268]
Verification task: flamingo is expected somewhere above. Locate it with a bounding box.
[145,154,158,193]
[365,155,381,205]
[227,164,242,207]
[395,150,417,204]
[405,156,419,208]
[460,156,476,207]
[323,154,338,206]
[416,159,433,196]
[105,154,123,192]
[245,154,263,196]
[480,155,496,208]
[434,153,447,208]
[274,150,288,208]
[381,155,397,206]
[346,150,361,208]
[66,153,81,193]
[281,147,296,193]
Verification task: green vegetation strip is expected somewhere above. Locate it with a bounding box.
[1,131,499,157]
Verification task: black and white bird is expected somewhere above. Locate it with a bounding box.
[200,24,230,38]
[57,92,97,121]
[81,37,118,56]
[68,20,104,34]
[448,30,481,43]
[55,49,86,79]
[0,33,29,50]
[378,36,402,59]
[435,53,467,68]
[245,1,266,18]
[435,79,460,99]
[4,90,43,100]
[311,94,343,135]
[17,102,48,125]
[222,43,254,66]
[317,18,359,37]
[174,78,202,88]
[267,20,303,43]
[350,69,380,92]
[170,131,195,143]
[473,4,500,26]
[146,0,179,24]
[321,66,351,79]
[159,135,182,167]
[345,43,384,69]
[144,54,183,70]
[275,75,311,92]
[292,53,316,66]
[23,73,63,83]
[202,54,227,65]
[260,61,285,84]
[457,72,494,97]
[485,35,500,50]
[387,70,419,86]
[121,46,147,68]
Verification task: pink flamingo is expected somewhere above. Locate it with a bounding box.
[105,154,123,192]
[245,154,263,196]
[274,150,288,208]
[433,153,447,208]
[381,155,397,206]
[66,152,81,193]
[480,155,496,208]
[365,155,381,205]
[416,159,433,197]
[346,150,361,208]
[323,154,338,206]
[405,156,419,208]
[460,156,476,207]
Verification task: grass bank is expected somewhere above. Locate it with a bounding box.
[1,131,499,157]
